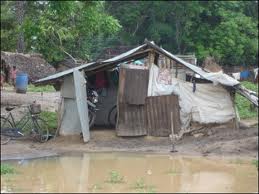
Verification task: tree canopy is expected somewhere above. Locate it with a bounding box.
[1,1,258,66]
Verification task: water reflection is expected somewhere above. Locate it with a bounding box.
[1,153,258,193]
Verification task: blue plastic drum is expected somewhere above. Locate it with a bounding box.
[16,73,28,93]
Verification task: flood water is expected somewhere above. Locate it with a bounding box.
[1,153,258,193]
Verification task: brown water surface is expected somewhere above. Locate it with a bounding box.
[1,153,258,193]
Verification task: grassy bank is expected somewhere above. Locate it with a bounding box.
[235,81,258,119]
[27,84,56,92]
[2,83,56,92]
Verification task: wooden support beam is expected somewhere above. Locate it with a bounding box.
[175,63,178,78]
[231,91,240,130]
[148,51,155,68]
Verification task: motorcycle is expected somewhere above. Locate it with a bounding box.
[86,86,99,128]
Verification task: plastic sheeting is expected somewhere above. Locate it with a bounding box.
[148,64,235,131]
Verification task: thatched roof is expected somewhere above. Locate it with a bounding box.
[1,51,56,81]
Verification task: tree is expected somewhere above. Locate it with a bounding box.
[23,1,121,63]
[1,1,121,64]
[1,1,257,66]
[191,1,258,65]
[1,1,17,52]
[15,1,26,53]
[106,1,258,66]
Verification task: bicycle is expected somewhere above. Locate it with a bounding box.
[1,103,49,143]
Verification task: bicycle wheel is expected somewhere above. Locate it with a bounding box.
[33,118,49,143]
[108,105,117,127]
[1,117,14,136]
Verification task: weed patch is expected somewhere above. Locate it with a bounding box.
[131,178,156,193]
[106,170,125,184]
[40,111,58,133]
[1,164,16,175]
[165,169,182,175]
[252,160,258,169]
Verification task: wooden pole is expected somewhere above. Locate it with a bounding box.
[231,91,239,130]
[170,110,177,152]
[148,51,155,68]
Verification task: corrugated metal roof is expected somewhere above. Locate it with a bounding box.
[35,62,95,83]
[35,44,146,83]
[35,40,239,87]
[145,41,239,86]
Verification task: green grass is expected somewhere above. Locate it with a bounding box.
[40,111,58,133]
[252,160,258,169]
[165,169,182,175]
[89,183,103,192]
[132,178,146,190]
[106,170,125,184]
[131,178,156,193]
[1,164,16,175]
[229,159,245,165]
[27,84,55,92]
[235,81,258,119]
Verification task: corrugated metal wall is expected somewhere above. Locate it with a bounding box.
[116,68,149,136]
[116,103,147,136]
[124,68,149,105]
[116,67,181,137]
[146,95,180,137]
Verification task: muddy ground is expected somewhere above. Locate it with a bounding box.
[1,90,258,161]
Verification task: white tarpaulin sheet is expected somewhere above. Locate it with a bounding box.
[148,64,235,131]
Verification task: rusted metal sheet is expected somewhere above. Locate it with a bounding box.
[124,68,149,105]
[116,68,148,136]
[146,95,181,137]
[116,103,147,136]
[117,67,180,137]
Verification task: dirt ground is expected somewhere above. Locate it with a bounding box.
[1,90,258,161]
[1,124,258,161]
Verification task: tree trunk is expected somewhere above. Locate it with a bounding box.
[15,1,26,53]
[175,20,181,54]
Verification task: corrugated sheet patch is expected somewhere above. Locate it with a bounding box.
[116,103,147,136]
[146,95,180,137]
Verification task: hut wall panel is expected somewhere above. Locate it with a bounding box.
[117,67,181,137]
[124,68,149,105]
[116,103,147,136]
[116,67,148,136]
[146,95,181,136]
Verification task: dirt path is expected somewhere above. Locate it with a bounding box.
[1,90,60,112]
[1,125,258,161]
[1,90,258,161]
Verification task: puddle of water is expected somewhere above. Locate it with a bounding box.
[1,153,258,193]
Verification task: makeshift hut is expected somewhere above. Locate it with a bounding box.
[1,51,56,83]
[35,40,257,143]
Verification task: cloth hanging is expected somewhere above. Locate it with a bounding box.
[95,71,107,89]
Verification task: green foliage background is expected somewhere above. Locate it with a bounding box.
[1,1,258,66]
[235,81,258,119]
